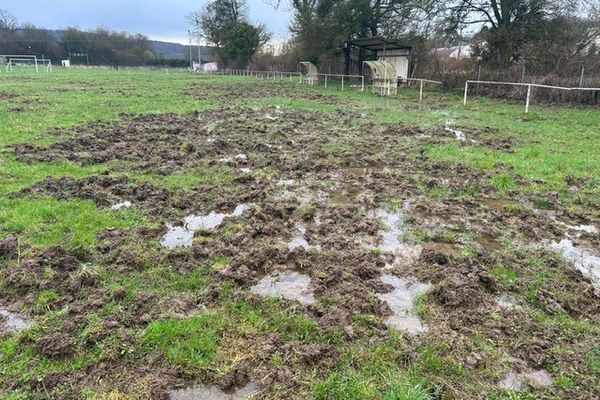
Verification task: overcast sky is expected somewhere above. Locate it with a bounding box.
[4,0,292,44]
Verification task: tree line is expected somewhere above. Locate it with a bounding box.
[254,0,600,78]
[0,9,167,66]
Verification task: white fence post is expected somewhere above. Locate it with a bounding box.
[525,84,531,113]
[419,80,423,102]
[463,81,469,105]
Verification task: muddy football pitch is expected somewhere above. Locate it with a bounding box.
[1,69,599,399]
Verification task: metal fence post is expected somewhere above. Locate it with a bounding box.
[463,81,469,105]
[419,80,423,102]
[325,75,327,88]
[525,84,531,113]
[361,76,364,92]
[342,76,344,91]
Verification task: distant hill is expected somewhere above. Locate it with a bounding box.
[44,29,216,61]
[150,40,217,61]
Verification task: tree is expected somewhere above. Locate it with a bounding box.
[0,9,17,31]
[219,22,261,67]
[189,0,248,46]
[445,0,573,66]
[189,0,271,67]
[287,0,435,72]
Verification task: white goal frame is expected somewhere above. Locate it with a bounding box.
[2,55,39,73]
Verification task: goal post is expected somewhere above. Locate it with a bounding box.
[2,55,39,73]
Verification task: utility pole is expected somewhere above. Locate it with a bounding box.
[197,32,202,70]
[188,29,193,69]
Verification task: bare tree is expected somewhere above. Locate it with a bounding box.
[0,9,18,31]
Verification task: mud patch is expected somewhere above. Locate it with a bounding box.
[251,272,315,305]
[377,274,430,334]
[185,80,351,106]
[169,381,259,400]
[15,175,169,213]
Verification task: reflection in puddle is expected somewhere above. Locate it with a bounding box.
[111,201,132,210]
[169,381,259,400]
[161,204,246,249]
[251,272,315,305]
[496,295,520,310]
[567,223,598,234]
[444,120,465,141]
[288,224,321,251]
[0,308,33,334]
[550,238,600,286]
[377,274,430,334]
[218,154,248,163]
[445,127,466,142]
[374,204,409,253]
[499,369,552,391]
[277,179,295,186]
[373,204,422,267]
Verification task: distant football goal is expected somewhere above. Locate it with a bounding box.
[1,55,52,73]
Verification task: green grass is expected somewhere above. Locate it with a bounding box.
[142,312,229,371]
[0,197,147,247]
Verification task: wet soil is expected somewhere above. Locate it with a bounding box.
[185,80,353,106]
[4,94,599,399]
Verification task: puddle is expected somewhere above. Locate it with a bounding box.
[277,179,295,186]
[549,238,600,286]
[251,272,315,305]
[372,203,422,266]
[377,274,431,334]
[496,295,520,310]
[218,154,247,163]
[444,127,466,142]
[548,214,597,235]
[327,167,382,204]
[169,381,259,400]
[374,204,409,253]
[111,201,132,210]
[288,224,321,251]
[161,204,246,249]
[566,223,597,234]
[0,308,33,334]
[264,106,284,121]
[499,369,552,391]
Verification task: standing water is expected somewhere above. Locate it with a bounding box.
[161,204,247,249]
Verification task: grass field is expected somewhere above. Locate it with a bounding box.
[0,68,599,399]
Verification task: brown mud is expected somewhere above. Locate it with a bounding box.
[3,100,599,399]
[185,80,354,106]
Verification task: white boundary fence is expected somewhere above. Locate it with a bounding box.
[222,68,365,92]
[220,68,444,101]
[403,78,442,101]
[464,80,600,113]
